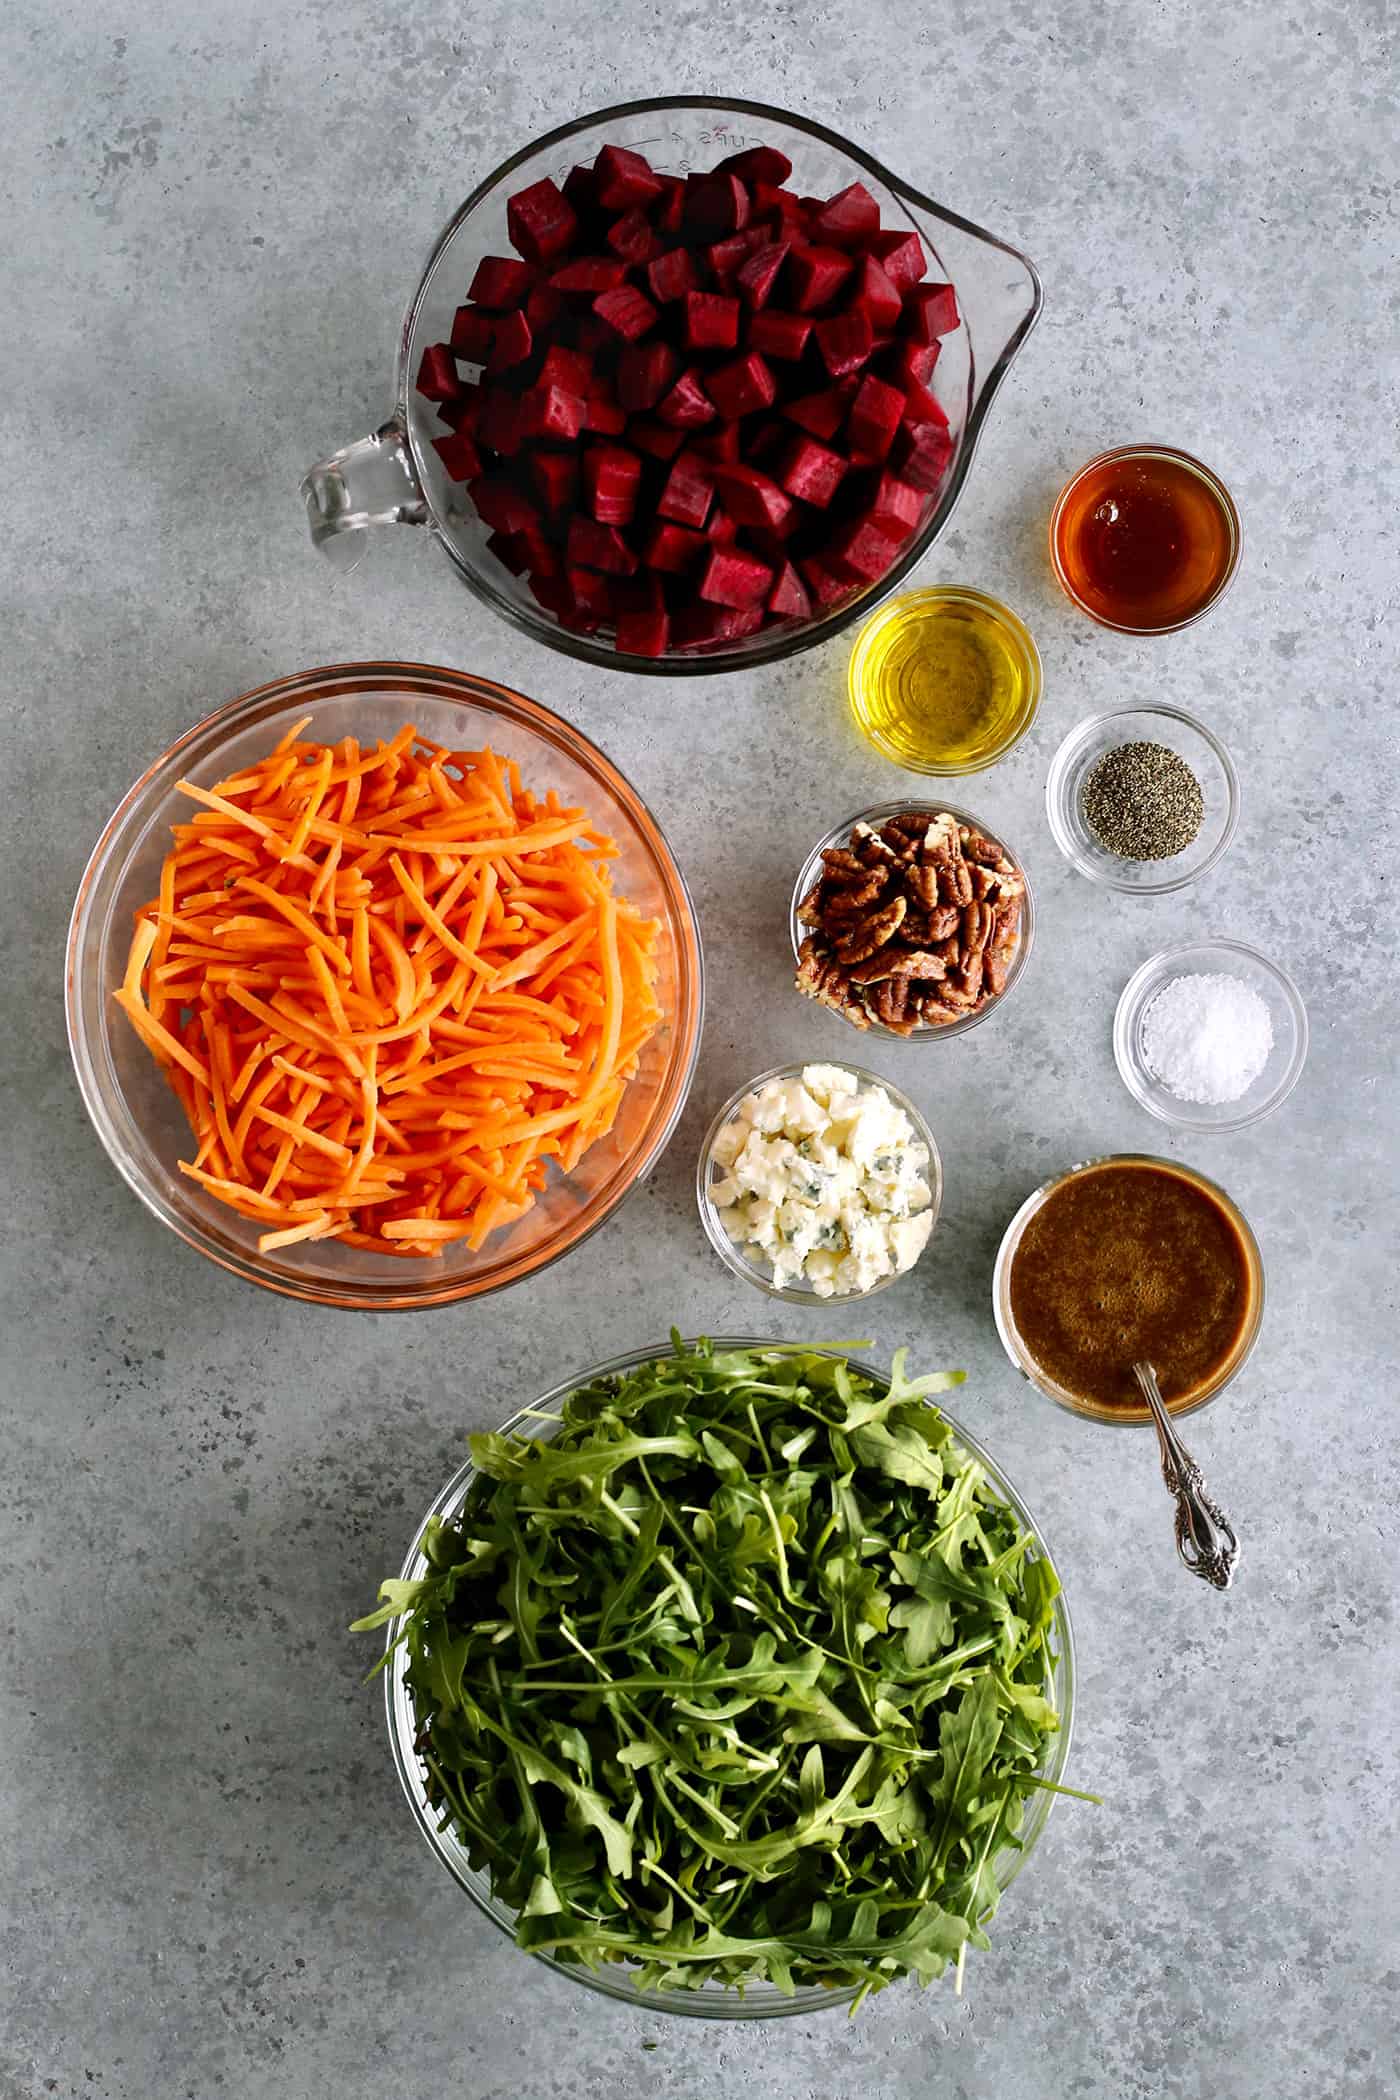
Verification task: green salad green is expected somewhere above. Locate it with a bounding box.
[355,1339,1080,2004]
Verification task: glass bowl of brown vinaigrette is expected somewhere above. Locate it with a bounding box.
[992,1155,1264,1425]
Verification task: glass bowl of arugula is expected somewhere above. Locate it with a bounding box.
[356,1338,1080,2018]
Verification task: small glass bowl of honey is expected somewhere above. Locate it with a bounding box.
[1049,445,1241,634]
[848,586,1042,775]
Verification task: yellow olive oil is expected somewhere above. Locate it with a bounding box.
[849,587,1040,774]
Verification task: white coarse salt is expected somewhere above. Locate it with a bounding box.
[1140,972,1274,1105]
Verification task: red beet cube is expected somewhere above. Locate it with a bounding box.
[449,307,496,363]
[478,387,524,456]
[652,175,686,234]
[871,228,927,292]
[692,421,742,464]
[584,444,642,525]
[487,308,533,373]
[581,387,627,436]
[782,384,855,441]
[507,178,578,266]
[520,383,586,443]
[767,559,812,619]
[753,181,808,230]
[847,372,905,459]
[606,208,660,265]
[515,524,560,576]
[468,256,535,310]
[617,340,678,412]
[417,343,464,401]
[530,450,578,512]
[642,520,706,571]
[742,312,805,364]
[699,546,772,608]
[569,564,615,616]
[551,255,629,293]
[868,473,924,540]
[787,244,854,312]
[849,255,903,333]
[647,247,700,304]
[815,309,874,379]
[902,377,949,428]
[798,554,853,608]
[656,368,716,428]
[594,285,657,342]
[827,516,902,582]
[614,570,665,615]
[562,163,598,217]
[705,505,739,544]
[525,281,565,332]
[885,337,940,388]
[437,387,481,432]
[470,476,537,536]
[685,171,750,237]
[893,421,955,492]
[487,528,528,576]
[656,450,714,528]
[779,434,846,507]
[905,282,961,342]
[615,608,670,657]
[737,240,789,310]
[813,181,881,250]
[431,428,481,480]
[706,351,776,419]
[594,144,666,211]
[627,416,686,461]
[572,314,614,355]
[715,144,794,185]
[705,230,763,284]
[711,462,792,529]
[566,515,638,575]
[683,290,741,351]
[537,344,593,396]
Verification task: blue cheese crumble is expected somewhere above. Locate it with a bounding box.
[709,1064,935,1296]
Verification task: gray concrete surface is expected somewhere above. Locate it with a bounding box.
[2,4,1396,2097]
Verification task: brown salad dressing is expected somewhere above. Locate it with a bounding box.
[1009,1161,1255,1413]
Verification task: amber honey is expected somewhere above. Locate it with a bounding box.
[1051,447,1239,633]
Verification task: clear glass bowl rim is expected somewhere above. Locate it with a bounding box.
[1048,443,1243,636]
[991,1153,1265,1424]
[64,659,705,1310]
[694,1060,944,1304]
[847,584,1044,777]
[381,1335,1077,2018]
[392,94,1044,677]
[1043,702,1241,896]
[1112,938,1309,1132]
[788,799,1035,1042]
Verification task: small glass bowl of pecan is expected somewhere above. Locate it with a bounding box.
[788,802,1034,1039]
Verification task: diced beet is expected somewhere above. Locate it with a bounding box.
[885,337,940,388]
[656,451,714,529]
[647,247,700,304]
[737,240,789,310]
[827,516,903,583]
[767,559,812,619]
[417,343,464,401]
[711,462,793,529]
[584,443,642,525]
[525,281,565,332]
[705,228,766,285]
[566,515,638,574]
[470,476,537,536]
[672,602,743,647]
[606,208,660,265]
[551,255,629,293]
[782,384,854,440]
[684,171,750,237]
[515,523,560,576]
[594,285,657,341]
[871,228,927,292]
[537,343,594,396]
[652,175,686,234]
[642,520,706,572]
[893,421,955,492]
[787,243,854,313]
[594,144,666,211]
[450,307,496,363]
[478,387,523,456]
[797,554,853,608]
[567,567,615,623]
[846,372,905,459]
[692,421,742,464]
[815,309,874,379]
[867,472,924,541]
[616,608,670,657]
[753,181,807,229]
[745,418,789,471]
[902,377,949,428]
[431,428,481,481]
[487,308,533,372]
[706,351,776,419]
[468,256,536,310]
[528,570,570,616]
[562,163,598,217]
[848,255,902,333]
[715,144,794,185]
[487,528,528,576]
[572,313,614,355]
[614,570,666,615]
[905,281,961,341]
[437,387,481,432]
[627,416,686,461]
[683,290,741,351]
[507,178,578,266]
[700,545,772,608]
[779,434,846,507]
[656,368,716,428]
[530,450,578,512]
[813,181,881,250]
[581,386,627,436]
[748,309,811,362]
[617,340,678,412]
[705,505,739,543]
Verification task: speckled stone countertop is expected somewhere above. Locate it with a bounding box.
[2,4,1396,2097]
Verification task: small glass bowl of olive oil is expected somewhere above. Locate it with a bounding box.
[848,586,1042,776]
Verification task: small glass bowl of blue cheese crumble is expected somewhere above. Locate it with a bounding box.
[697,1063,942,1300]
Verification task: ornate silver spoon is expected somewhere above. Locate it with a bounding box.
[1131,1362,1239,1590]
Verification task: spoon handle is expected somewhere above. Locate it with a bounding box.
[1131,1362,1239,1590]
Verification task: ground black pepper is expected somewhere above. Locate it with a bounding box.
[1081,741,1205,860]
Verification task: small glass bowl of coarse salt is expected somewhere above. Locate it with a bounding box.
[1114,939,1308,1132]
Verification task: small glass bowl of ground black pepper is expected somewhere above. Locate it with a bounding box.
[1045,704,1239,895]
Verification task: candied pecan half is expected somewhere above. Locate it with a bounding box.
[869,978,918,1033]
[833,893,906,962]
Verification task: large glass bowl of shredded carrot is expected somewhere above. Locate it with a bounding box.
[66,662,703,1308]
